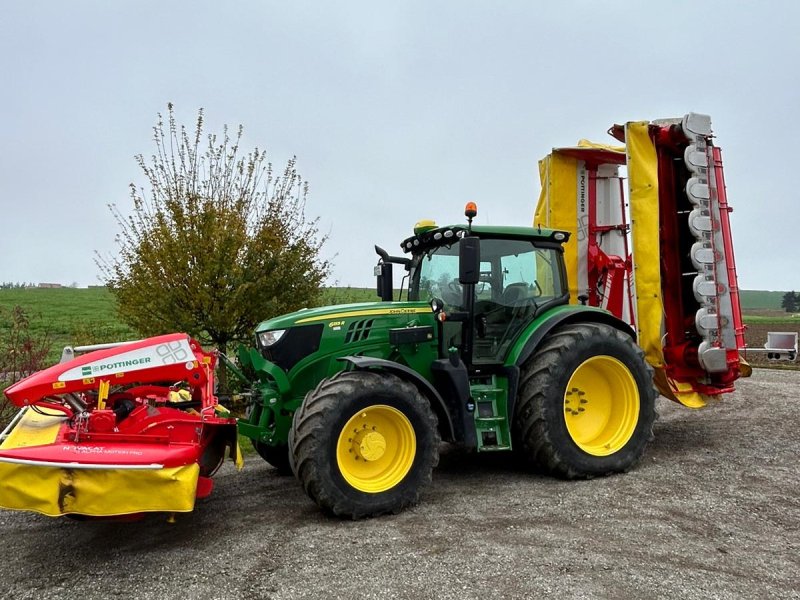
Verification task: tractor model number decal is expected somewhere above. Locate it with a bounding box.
[328,320,345,330]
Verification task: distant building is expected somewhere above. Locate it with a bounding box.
[37,283,63,289]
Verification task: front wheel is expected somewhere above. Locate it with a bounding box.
[290,370,439,519]
[513,322,657,478]
[250,441,292,475]
[245,402,292,475]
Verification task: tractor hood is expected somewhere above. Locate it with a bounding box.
[254,301,433,334]
[252,301,435,375]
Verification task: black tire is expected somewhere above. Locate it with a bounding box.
[250,440,292,475]
[513,322,657,478]
[288,377,328,477]
[290,370,440,519]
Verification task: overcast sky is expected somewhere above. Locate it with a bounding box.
[1,1,797,291]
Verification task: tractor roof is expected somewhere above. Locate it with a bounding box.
[400,223,569,254]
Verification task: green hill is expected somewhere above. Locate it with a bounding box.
[738,290,791,310]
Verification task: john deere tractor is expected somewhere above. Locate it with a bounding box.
[235,204,656,518]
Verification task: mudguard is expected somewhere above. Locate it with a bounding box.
[338,356,456,441]
[508,304,636,369]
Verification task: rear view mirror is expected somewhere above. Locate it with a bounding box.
[459,236,480,285]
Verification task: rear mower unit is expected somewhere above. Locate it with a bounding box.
[535,113,747,407]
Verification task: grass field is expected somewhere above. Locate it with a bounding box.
[0,286,381,363]
[742,313,799,325]
[1,287,797,365]
[739,289,794,310]
[0,287,135,362]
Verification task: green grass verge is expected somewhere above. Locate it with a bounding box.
[743,315,800,325]
[238,433,257,456]
[742,311,800,325]
[317,286,380,304]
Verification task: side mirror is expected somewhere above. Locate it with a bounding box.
[375,262,394,302]
[459,236,480,285]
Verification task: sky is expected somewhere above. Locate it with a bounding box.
[1,1,798,291]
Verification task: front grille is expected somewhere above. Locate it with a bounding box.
[262,324,323,372]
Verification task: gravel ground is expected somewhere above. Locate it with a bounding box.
[0,368,798,600]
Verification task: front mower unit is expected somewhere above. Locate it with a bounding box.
[0,333,238,517]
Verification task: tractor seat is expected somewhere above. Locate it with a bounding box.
[500,283,529,306]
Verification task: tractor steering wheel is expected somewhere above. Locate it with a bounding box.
[442,280,462,306]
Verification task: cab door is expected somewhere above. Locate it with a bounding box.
[472,239,565,364]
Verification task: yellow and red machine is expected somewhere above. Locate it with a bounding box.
[0,333,240,517]
[535,113,747,407]
[0,112,748,521]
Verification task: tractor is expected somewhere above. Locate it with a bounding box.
[235,203,657,518]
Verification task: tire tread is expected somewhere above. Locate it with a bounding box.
[513,323,658,479]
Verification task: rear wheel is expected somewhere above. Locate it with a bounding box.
[513,323,656,478]
[290,370,439,518]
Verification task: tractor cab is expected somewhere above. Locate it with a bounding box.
[398,204,571,366]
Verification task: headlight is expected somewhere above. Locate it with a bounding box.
[258,329,286,347]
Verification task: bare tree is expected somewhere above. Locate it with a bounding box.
[99,104,330,360]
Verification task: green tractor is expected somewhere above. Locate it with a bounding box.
[233,204,656,518]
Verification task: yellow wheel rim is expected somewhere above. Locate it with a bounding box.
[336,405,416,493]
[563,355,640,456]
